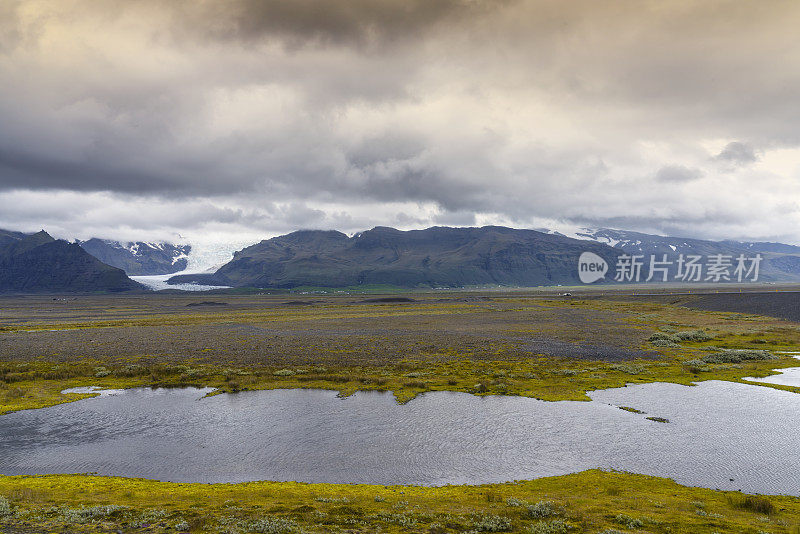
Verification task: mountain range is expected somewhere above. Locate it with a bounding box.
[170,226,800,289]
[3,225,800,293]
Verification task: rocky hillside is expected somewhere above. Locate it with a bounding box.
[0,230,142,293]
[78,239,190,275]
[169,226,621,288]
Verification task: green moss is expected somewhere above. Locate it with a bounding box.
[1,470,798,533]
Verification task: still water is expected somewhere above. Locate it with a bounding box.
[1,379,799,494]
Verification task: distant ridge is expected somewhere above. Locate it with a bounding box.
[0,230,142,293]
[169,225,621,289]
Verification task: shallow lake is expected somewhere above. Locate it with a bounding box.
[1,378,799,495]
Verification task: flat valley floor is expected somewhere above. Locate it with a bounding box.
[2,287,800,532]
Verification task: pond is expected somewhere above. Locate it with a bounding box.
[2,374,800,495]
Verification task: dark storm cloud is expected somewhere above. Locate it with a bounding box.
[175,0,505,49]
[1,0,800,245]
[0,148,174,193]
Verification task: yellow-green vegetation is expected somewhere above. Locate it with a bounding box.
[1,470,798,533]
[3,293,800,532]
[2,294,800,413]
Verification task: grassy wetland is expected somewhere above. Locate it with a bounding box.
[1,291,799,412]
[2,470,800,534]
[2,289,800,532]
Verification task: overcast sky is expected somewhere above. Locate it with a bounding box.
[2,0,800,257]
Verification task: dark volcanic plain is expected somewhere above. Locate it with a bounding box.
[0,292,655,365]
[680,291,800,322]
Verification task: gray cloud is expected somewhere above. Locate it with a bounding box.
[714,141,759,165]
[174,0,505,49]
[655,165,703,183]
[1,0,800,247]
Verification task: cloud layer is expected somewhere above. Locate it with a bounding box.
[1,0,800,251]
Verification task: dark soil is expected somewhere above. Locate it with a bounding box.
[0,293,656,365]
[681,292,800,322]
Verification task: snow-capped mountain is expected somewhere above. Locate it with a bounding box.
[78,239,191,275]
[544,227,800,280]
[554,227,800,255]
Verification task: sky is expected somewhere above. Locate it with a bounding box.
[2,0,800,260]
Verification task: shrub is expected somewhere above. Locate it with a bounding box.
[314,496,350,503]
[377,511,417,527]
[59,504,128,523]
[650,330,712,346]
[614,513,644,528]
[526,501,561,519]
[248,515,301,533]
[649,332,678,343]
[0,496,12,517]
[272,369,297,376]
[675,330,713,342]
[529,519,568,534]
[471,515,512,532]
[702,349,777,364]
[94,366,111,378]
[611,364,645,375]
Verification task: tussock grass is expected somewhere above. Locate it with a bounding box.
[728,494,776,515]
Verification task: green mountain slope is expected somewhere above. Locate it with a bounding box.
[169,226,621,288]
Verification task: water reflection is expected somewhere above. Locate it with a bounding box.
[1,379,799,495]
